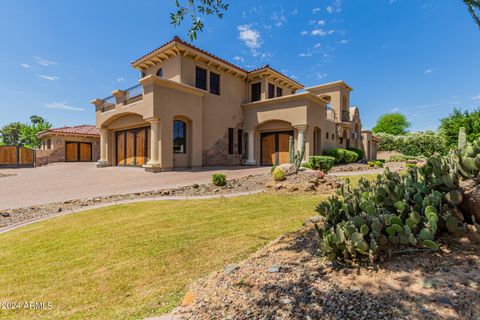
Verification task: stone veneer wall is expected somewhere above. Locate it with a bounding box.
[202,126,244,166]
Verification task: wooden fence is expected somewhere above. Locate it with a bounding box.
[0,146,36,168]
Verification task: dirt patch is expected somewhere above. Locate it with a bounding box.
[173,225,480,320]
[0,173,16,179]
[0,171,337,229]
[330,162,406,173]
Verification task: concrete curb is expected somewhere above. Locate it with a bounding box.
[0,190,265,235]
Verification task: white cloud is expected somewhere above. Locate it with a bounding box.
[233,56,244,62]
[290,9,298,16]
[299,52,312,57]
[271,11,287,27]
[317,20,326,26]
[20,63,30,68]
[37,74,59,81]
[238,25,262,49]
[316,72,328,80]
[326,6,334,13]
[117,77,125,82]
[391,107,400,112]
[311,29,327,36]
[390,0,397,4]
[314,43,321,48]
[312,7,321,13]
[300,30,309,36]
[424,68,434,74]
[472,95,480,101]
[327,30,335,35]
[340,39,349,44]
[33,56,57,66]
[45,102,85,111]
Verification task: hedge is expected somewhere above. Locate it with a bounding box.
[347,147,364,160]
[323,148,359,164]
[308,156,336,172]
[376,131,448,156]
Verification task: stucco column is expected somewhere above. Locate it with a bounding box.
[295,125,308,161]
[97,129,109,168]
[144,118,161,172]
[244,130,256,165]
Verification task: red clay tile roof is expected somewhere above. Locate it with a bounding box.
[38,125,100,137]
[131,37,303,88]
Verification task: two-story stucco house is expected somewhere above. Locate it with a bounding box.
[92,36,377,172]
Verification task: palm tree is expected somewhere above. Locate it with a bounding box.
[464,0,480,28]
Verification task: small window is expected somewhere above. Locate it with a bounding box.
[332,134,335,140]
[237,129,243,155]
[326,132,329,139]
[276,87,283,97]
[173,120,186,153]
[251,82,261,102]
[210,72,220,95]
[141,71,146,78]
[268,83,275,99]
[156,68,163,77]
[195,67,207,90]
[228,128,234,155]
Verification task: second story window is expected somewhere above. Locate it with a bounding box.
[251,82,261,102]
[195,67,207,90]
[210,72,220,95]
[268,83,275,99]
[276,87,283,97]
[156,68,163,77]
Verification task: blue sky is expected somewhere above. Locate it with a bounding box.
[0,0,479,131]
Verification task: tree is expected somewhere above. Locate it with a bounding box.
[0,115,52,148]
[439,108,480,147]
[171,0,229,40]
[372,113,411,135]
[464,0,480,28]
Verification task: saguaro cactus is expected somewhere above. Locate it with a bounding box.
[289,136,294,164]
[458,127,467,150]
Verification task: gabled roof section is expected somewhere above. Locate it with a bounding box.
[131,36,248,79]
[38,125,100,138]
[247,64,304,91]
[131,37,303,88]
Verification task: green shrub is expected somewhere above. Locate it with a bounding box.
[272,167,286,181]
[376,131,448,156]
[347,147,364,160]
[344,150,359,163]
[323,148,358,164]
[309,156,335,172]
[367,161,376,168]
[323,148,344,163]
[374,160,384,168]
[301,162,312,169]
[211,173,227,186]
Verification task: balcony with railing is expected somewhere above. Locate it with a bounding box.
[93,84,144,113]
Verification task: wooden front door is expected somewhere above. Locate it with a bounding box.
[65,142,92,162]
[261,131,294,166]
[116,127,149,167]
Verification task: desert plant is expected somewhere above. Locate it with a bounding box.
[309,156,336,173]
[288,136,294,164]
[270,165,277,173]
[316,128,480,263]
[211,173,227,186]
[272,167,286,181]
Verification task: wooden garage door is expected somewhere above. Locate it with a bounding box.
[261,131,293,166]
[116,127,149,167]
[66,142,92,162]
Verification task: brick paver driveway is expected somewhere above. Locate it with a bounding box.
[0,163,269,210]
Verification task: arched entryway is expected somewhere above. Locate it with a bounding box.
[256,120,294,166]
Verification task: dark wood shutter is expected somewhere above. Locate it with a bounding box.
[228,128,234,155]
[237,129,243,155]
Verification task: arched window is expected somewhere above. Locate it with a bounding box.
[173,120,186,153]
[156,68,163,77]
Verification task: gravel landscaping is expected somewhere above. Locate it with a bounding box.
[171,224,480,320]
[0,170,338,229]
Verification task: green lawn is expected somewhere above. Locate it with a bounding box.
[0,194,323,320]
